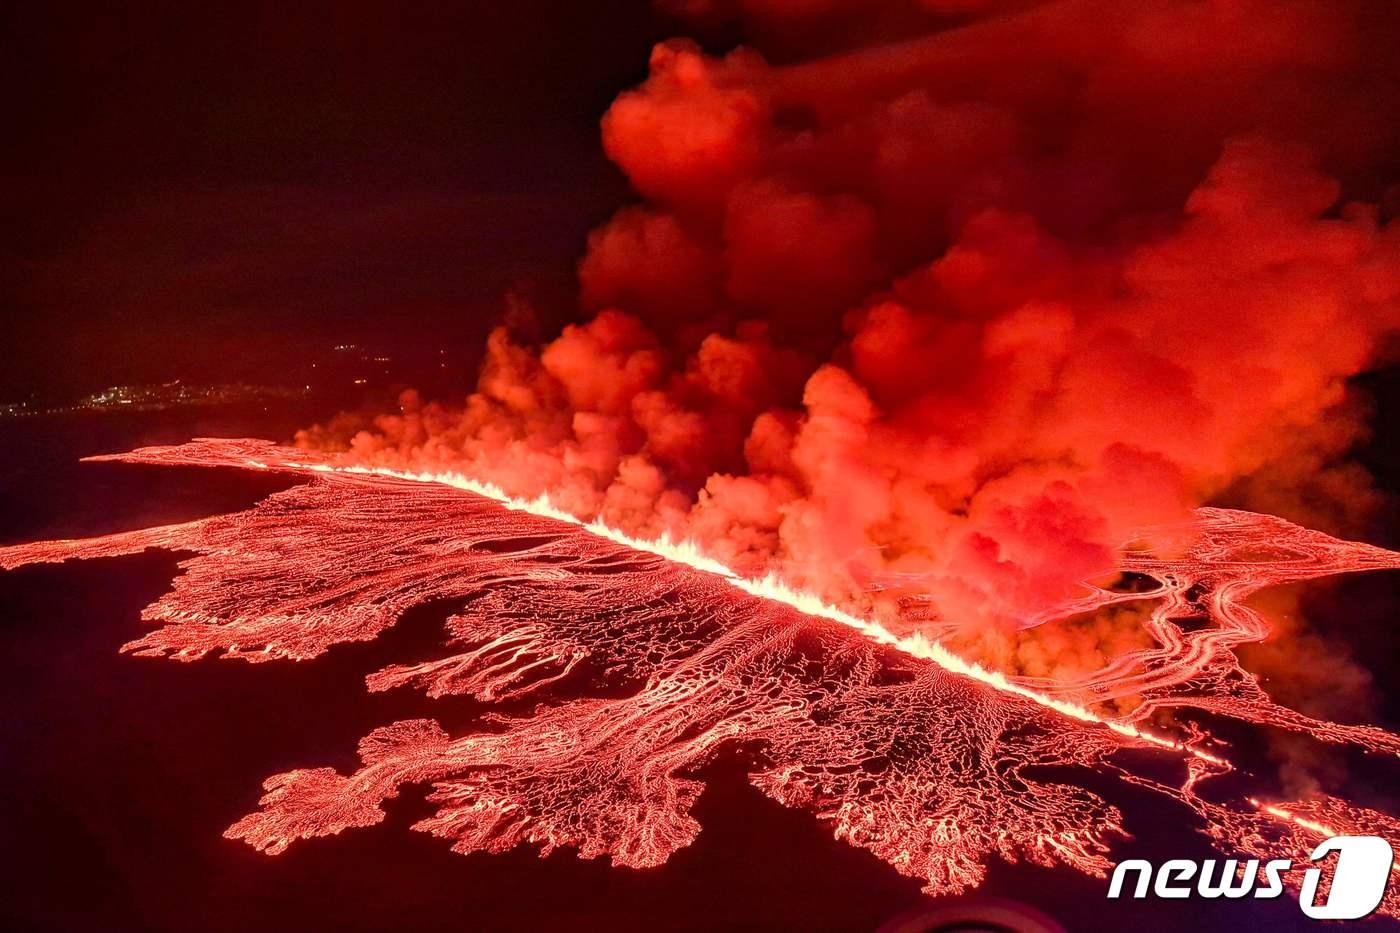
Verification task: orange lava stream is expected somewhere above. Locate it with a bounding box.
[3,437,1399,914]
[269,456,1227,765]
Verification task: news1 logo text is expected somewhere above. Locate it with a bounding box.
[1107,836,1394,920]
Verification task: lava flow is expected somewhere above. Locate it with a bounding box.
[2,437,1398,917]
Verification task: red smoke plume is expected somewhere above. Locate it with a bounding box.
[301,0,1400,638]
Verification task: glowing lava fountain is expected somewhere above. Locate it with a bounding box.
[3,438,1399,915]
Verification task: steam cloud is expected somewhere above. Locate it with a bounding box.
[301,0,1400,645]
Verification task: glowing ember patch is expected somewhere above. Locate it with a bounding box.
[3,438,1399,914]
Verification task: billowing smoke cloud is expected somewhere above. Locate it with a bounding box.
[301,0,1400,641]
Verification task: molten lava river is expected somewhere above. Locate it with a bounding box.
[4,438,1400,917]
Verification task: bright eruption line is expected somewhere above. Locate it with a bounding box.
[1249,798,1400,880]
[1251,799,1338,837]
[250,456,1225,766]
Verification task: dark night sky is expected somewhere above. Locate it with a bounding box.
[1,2,679,400]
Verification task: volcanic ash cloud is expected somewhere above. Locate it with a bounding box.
[301,0,1400,645]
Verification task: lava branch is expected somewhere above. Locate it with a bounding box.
[8,438,1400,909]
